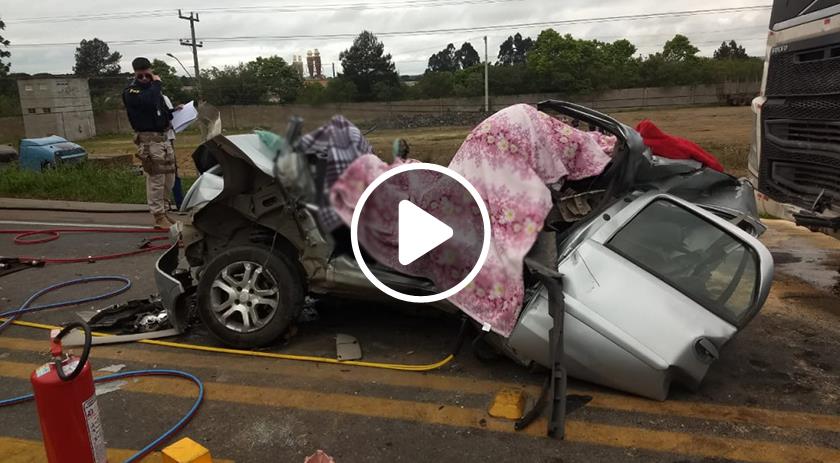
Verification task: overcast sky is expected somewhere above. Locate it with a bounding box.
[2,0,772,76]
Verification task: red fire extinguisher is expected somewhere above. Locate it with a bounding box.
[30,321,108,463]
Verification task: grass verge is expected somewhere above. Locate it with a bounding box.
[0,163,194,204]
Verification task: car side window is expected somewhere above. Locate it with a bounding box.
[607,199,759,326]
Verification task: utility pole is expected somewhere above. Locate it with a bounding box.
[179,10,202,98]
[483,36,489,112]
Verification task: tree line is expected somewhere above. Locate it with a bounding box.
[279,31,762,105]
[414,32,761,100]
[0,19,762,113]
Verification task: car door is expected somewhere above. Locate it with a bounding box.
[558,192,774,398]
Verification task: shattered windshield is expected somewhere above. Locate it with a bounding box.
[607,199,759,326]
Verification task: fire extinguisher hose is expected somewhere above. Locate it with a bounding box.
[53,321,93,381]
[0,368,205,463]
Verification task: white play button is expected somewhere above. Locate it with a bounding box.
[350,163,491,304]
[398,200,454,266]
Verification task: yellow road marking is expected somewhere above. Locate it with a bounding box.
[0,436,235,463]
[1,360,839,463]
[585,393,840,434]
[3,336,840,434]
[0,334,541,395]
[0,436,159,463]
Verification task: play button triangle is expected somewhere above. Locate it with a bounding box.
[398,200,454,266]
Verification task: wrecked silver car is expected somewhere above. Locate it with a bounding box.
[155,101,773,400]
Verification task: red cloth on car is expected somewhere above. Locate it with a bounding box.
[635,120,724,172]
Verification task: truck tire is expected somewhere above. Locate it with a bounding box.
[196,245,303,348]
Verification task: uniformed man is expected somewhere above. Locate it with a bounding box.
[122,57,177,228]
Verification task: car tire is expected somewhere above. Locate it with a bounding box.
[196,245,303,348]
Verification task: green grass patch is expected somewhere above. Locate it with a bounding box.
[0,163,195,204]
[698,142,750,178]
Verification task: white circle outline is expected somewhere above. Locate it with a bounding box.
[350,163,491,304]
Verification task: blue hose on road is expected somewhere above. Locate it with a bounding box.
[0,276,205,461]
[0,275,132,334]
[0,275,204,463]
[0,369,205,463]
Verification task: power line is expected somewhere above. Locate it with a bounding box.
[397,37,485,56]
[5,0,524,24]
[8,5,772,49]
[196,0,523,15]
[9,38,179,48]
[203,5,774,42]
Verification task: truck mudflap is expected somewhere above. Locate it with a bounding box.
[154,243,188,332]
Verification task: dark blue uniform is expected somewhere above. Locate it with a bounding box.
[122,80,172,133]
[122,79,176,221]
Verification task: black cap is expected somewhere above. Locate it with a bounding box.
[132,57,152,71]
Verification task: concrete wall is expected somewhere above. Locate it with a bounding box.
[209,82,757,132]
[17,78,96,141]
[0,116,25,143]
[2,81,760,137]
[94,109,131,135]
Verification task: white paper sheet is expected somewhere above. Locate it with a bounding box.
[172,100,198,133]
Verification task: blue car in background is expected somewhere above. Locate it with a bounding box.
[19,135,88,171]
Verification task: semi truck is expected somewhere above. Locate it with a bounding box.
[749,0,840,238]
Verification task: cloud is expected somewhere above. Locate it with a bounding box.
[2,0,772,76]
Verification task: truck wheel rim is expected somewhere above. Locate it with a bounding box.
[209,261,280,333]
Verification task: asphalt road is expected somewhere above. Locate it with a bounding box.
[1,210,839,463]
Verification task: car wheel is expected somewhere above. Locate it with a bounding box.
[196,245,303,348]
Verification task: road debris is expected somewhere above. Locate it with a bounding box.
[97,364,126,373]
[336,334,362,361]
[488,388,526,420]
[95,380,127,396]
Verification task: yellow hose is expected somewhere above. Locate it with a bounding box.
[4,318,455,372]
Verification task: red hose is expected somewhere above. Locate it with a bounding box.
[13,230,62,245]
[0,228,170,264]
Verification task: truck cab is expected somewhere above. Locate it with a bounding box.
[749,0,840,237]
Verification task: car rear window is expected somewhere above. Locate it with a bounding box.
[607,199,759,326]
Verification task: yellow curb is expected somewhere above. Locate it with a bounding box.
[162,437,213,463]
[488,388,526,420]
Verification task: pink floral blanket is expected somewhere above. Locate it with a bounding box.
[330,104,615,336]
